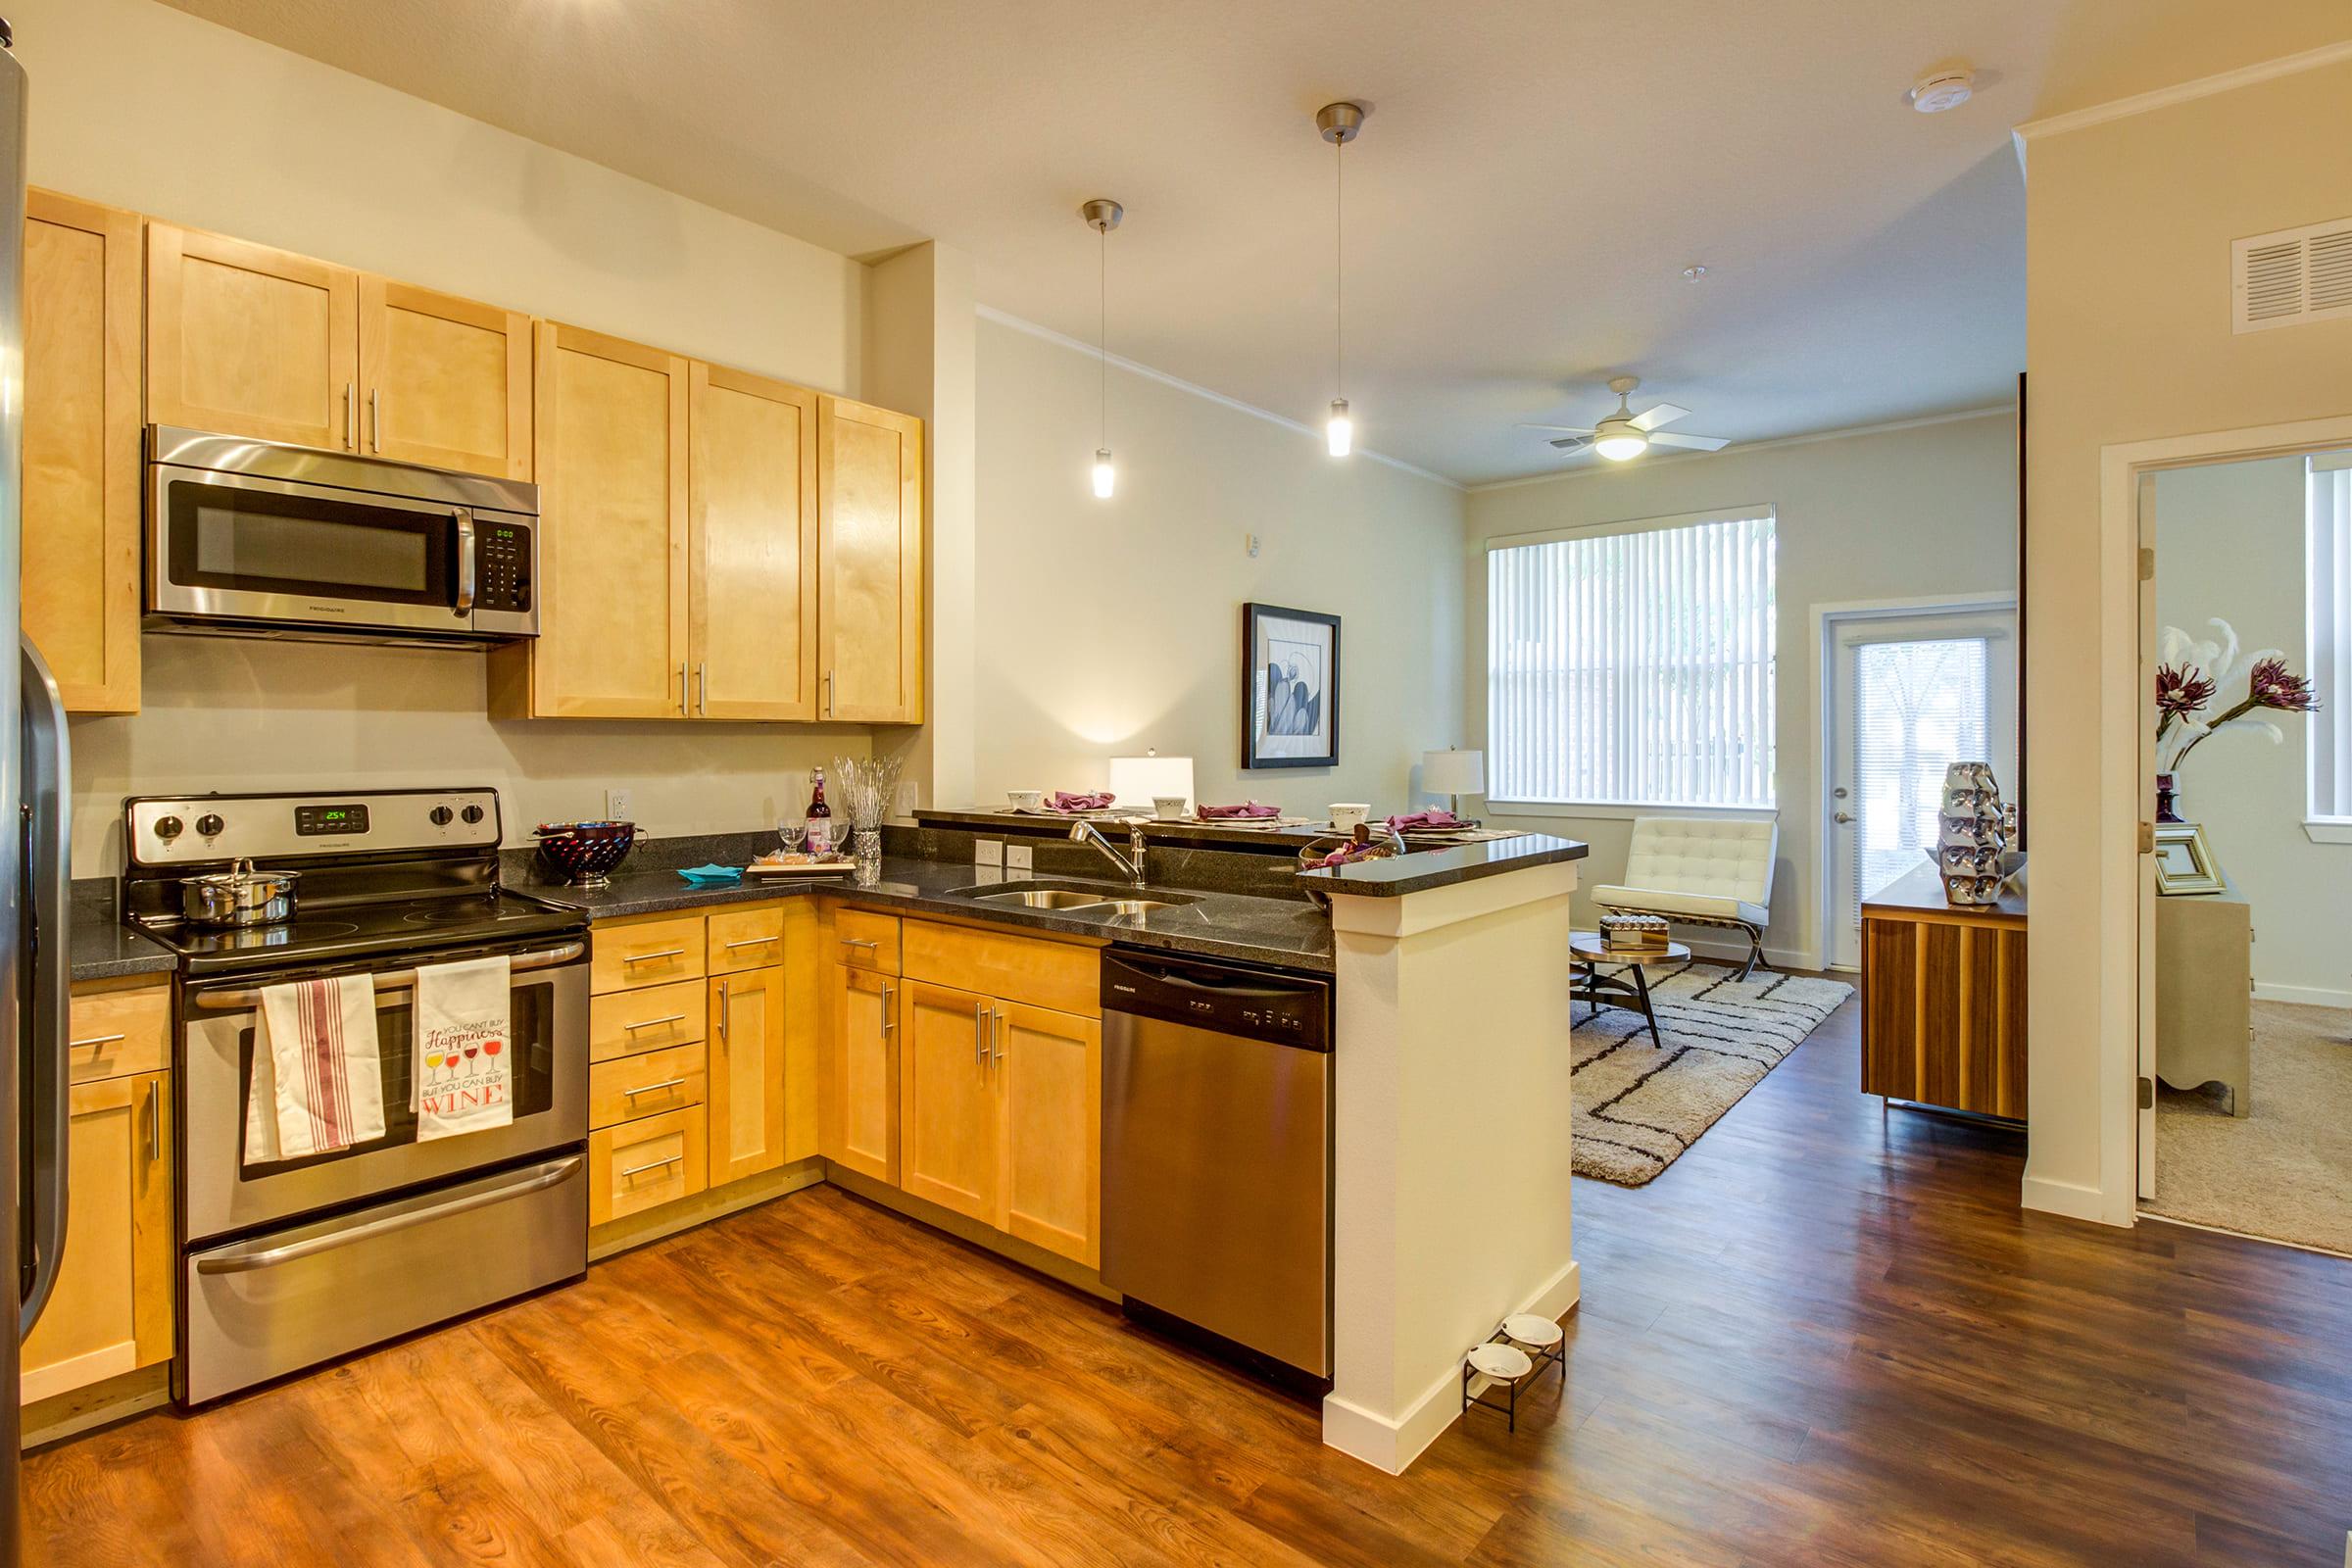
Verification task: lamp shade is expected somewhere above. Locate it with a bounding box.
[1108,753,1195,811]
[1422,749,1485,797]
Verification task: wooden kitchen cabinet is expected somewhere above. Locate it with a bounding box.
[20,1071,172,1405]
[997,1001,1102,1268]
[358,275,532,479]
[817,395,925,723]
[899,982,999,1223]
[709,965,790,1186]
[690,364,819,719]
[589,1106,707,1226]
[23,190,142,714]
[147,222,360,451]
[823,963,899,1184]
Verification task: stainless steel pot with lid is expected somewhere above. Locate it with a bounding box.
[179,858,299,927]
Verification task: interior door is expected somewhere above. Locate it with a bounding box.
[690,364,818,719]
[996,1001,1101,1268]
[897,982,996,1222]
[1828,606,2018,969]
[146,223,359,451]
[358,276,532,479]
[2137,475,2159,1200]
[817,394,924,723]
[525,322,689,718]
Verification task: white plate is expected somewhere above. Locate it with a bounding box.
[1501,1313,1562,1348]
[1466,1342,1534,1381]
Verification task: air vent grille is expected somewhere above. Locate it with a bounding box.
[2233,218,2352,332]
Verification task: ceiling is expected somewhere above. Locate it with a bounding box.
[161,1,2352,486]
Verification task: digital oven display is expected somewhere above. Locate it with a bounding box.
[294,804,370,836]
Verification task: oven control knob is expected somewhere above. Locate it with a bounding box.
[429,806,456,826]
[195,813,224,837]
[461,804,485,824]
[154,814,184,841]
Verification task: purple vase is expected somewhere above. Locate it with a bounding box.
[2154,773,2183,824]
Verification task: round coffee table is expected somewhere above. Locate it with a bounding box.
[1569,931,1691,1048]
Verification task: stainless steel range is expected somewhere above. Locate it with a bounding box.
[121,787,590,1404]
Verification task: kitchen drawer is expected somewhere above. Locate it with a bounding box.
[590,915,707,994]
[903,919,1099,1018]
[833,907,900,974]
[68,981,172,1085]
[589,1107,707,1226]
[588,1041,707,1130]
[589,978,708,1063]
[708,905,787,975]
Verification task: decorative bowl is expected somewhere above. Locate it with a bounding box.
[533,820,637,886]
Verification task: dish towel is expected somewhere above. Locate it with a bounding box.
[245,974,385,1166]
[413,955,514,1142]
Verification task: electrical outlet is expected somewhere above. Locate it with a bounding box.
[973,838,1004,867]
[605,788,632,821]
[1005,844,1034,874]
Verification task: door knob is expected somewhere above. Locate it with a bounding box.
[1833,811,1854,824]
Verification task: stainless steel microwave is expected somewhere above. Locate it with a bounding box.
[146,425,540,646]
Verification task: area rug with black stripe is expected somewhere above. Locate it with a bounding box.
[1571,961,1853,1186]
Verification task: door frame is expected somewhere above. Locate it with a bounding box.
[1811,591,2019,973]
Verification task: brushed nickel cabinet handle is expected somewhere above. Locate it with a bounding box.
[679,662,689,715]
[148,1091,162,1162]
[841,937,878,952]
[621,949,686,965]
[369,387,382,452]
[825,669,834,717]
[697,662,709,715]
[620,1012,685,1031]
[881,982,896,1037]
[722,936,776,950]
[344,381,357,449]
[619,1153,684,1178]
[70,1032,127,1051]
[719,978,730,1037]
[621,1078,688,1097]
[974,1001,988,1067]
[991,1007,1004,1066]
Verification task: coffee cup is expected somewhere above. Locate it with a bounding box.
[1329,803,1371,831]
[1152,796,1188,821]
[1006,790,1043,811]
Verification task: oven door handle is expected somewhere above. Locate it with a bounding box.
[188,940,586,1011]
[193,1154,583,1275]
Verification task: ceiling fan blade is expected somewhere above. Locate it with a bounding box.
[1548,435,1593,453]
[1646,430,1731,452]
[1629,402,1691,432]
[1516,423,1595,435]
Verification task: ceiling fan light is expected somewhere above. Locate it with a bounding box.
[1592,420,1647,462]
[1092,448,1116,499]
[1327,399,1353,458]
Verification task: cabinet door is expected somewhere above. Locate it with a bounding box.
[709,966,789,1186]
[523,322,690,717]
[996,1002,1101,1268]
[21,1073,172,1404]
[358,276,532,479]
[690,364,818,719]
[147,222,359,450]
[824,964,898,1184]
[817,395,924,723]
[899,983,998,1223]
[23,191,141,714]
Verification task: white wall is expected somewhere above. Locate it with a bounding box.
[18,0,879,874]
[2153,457,2347,1005]
[1463,413,2018,968]
[973,316,1466,812]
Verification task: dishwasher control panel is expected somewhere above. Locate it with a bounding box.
[1100,950,1330,1051]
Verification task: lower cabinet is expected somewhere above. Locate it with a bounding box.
[900,983,998,1221]
[21,1071,172,1405]
[825,963,899,1184]
[590,1105,708,1226]
[709,965,789,1186]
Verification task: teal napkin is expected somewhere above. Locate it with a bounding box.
[677,863,744,884]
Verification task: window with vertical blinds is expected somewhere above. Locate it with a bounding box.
[2310,452,2352,819]
[1487,510,1777,808]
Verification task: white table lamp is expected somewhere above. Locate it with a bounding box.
[1422,749,1484,815]
[1108,752,1196,812]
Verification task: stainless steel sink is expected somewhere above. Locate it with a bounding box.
[970,888,1116,909]
[1091,899,1184,918]
[945,879,1202,916]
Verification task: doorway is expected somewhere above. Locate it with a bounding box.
[1821,600,2019,970]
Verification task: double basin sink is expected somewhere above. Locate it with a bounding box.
[945,879,1199,921]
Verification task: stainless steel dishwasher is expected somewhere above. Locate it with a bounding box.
[1101,949,1333,1379]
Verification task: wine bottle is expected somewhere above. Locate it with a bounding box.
[806,768,833,857]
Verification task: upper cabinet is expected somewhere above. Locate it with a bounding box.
[148,222,531,479]
[818,396,925,724]
[691,365,818,720]
[23,190,142,712]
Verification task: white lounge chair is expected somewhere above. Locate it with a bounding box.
[1591,816,1779,979]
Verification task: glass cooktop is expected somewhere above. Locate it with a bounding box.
[133,891,583,977]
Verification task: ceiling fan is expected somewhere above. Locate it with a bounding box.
[1519,376,1730,461]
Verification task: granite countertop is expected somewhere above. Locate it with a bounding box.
[69,884,177,984]
[514,855,1338,974]
[1295,832,1589,898]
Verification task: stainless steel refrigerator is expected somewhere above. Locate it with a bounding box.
[5,17,75,1563]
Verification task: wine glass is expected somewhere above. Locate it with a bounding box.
[776,813,807,854]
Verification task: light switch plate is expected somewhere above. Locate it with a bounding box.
[605,788,632,821]
[973,838,1003,867]
[1005,844,1034,874]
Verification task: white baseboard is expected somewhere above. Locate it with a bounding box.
[2021,1173,2127,1227]
[2252,980,2352,1009]
[1322,1258,1581,1475]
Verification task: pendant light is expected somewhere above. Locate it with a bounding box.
[1315,102,1365,459]
[1081,198,1123,498]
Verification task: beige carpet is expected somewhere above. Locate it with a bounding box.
[1571,961,1853,1186]
[2146,1000,2352,1256]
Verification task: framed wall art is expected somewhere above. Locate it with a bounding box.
[1243,603,1340,769]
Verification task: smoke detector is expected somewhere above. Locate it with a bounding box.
[1909,68,1975,114]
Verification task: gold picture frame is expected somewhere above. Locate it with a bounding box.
[2152,822,2224,896]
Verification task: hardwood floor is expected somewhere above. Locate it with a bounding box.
[23,992,2352,1566]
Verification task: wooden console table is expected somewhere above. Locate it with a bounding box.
[1860,863,2027,1120]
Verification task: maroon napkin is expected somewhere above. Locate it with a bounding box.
[1385,808,1462,832]
[1304,841,1382,870]
[1046,791,1115,812]
[1197,802,1280,819]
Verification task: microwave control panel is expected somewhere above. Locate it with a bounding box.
[474,522,532,612]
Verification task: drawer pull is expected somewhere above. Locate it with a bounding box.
[619,1153,684,1178]
[71,1032,128,1050]
[621,948,687,965]
[621,1013,687,1032]
[723,936,776,950]
[840,937,879,951]
[621,1078,688,1097]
